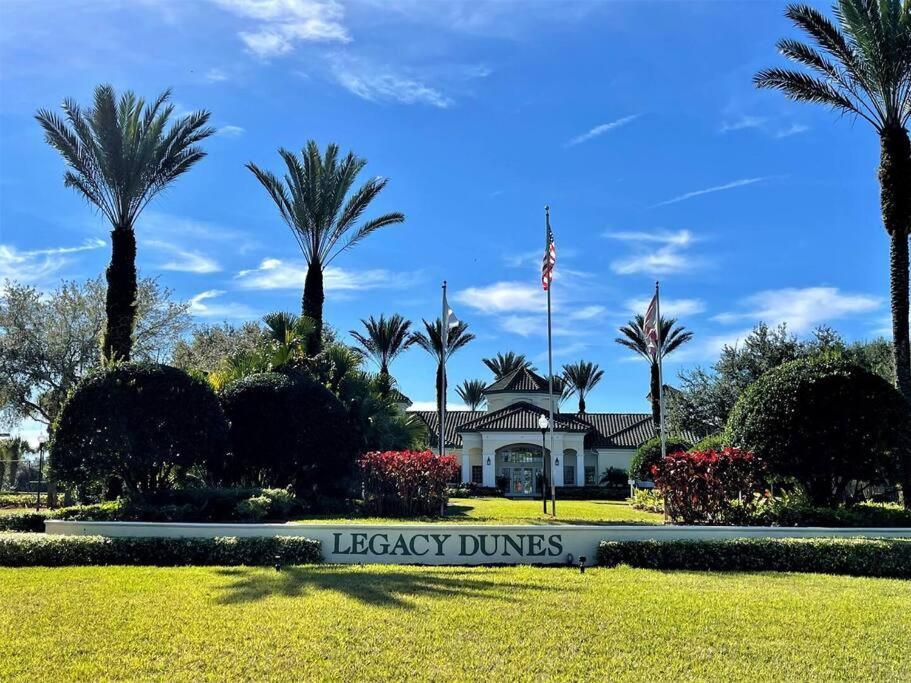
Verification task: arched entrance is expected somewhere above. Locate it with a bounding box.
[497,443,548,496]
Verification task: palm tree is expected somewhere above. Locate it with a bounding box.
[456,379,487,410]
[616,315,693,427]
[247,141,405,355]
[410,319,476,416]
[350,314,414,396]
[482,351,534,379]
[561,360,605,413]
[755,0,911,399]
[262,311,313,365]
[36,85,213,362]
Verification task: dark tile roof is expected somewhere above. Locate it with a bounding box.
[483,367,551,394]
[573,413,699,449]
[389,388,412,406]
[409,410,485,448]
[457,401,590,433]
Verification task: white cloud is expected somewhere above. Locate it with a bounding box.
[217,125,245,137]
[0,239,105,284]
[605,229,702,275]
[328,55,453,108]
[720,115,766,133]
[453,281,542,314]
[567,114,639,146]
[775,123,810,139]
[235,257,416,293]
[139,212,257,253]
[189,289,255,319]
[409,401,468,412]
[626,297,706,318]
[204,68,230,83]
[145,240,220,274]
[653,177,768,207]
[714,286,881,333]
[215,0,351,58]
[569,305,606,320]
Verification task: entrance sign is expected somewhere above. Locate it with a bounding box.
[45,521,911,566]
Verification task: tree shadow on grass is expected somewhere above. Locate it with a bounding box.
[213,565,559,609]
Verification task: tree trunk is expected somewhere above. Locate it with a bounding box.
[102,225,137,362]
[578,395,586,413]
[436,362,445,418]
[302,260,324,356]
[649,361,661,428]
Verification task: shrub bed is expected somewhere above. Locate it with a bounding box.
[733,499,911,528]
[0,534,321,567]
[360,450,460,516]
[0,493,37,509]
[597,538,911,578]
[554,486,627,500]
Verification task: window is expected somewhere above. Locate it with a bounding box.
[563,465,576,486]
[471,465,483,484]
[584,466,596,486]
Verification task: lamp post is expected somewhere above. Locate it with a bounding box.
[35,438,46,512]
[538,414,548,514]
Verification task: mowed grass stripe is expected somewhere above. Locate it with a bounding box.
[0,565,907,681]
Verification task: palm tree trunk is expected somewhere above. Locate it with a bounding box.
[879,125,911,509]
[436,362,445,418]
[649,361,661,428]
[578,395,586,413]
[302,260,324,356]
[102,225,137,362]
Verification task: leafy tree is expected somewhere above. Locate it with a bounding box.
[350,314,414,396]
[727,356,911,506]
[50,363,229,498]
[171,322,267,376]
[247,141,405,354]
[482,352,534,379]
[1,277,190,430]
[410,318,476,417]
[36,85,212,361]
[0,437,32,489]
[456,379,487,410]
[616,315,693,427]
[629,435,693,481]
[755,0,911,399]
[561,360,605,413]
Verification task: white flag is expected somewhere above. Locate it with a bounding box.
[443,290,460,328]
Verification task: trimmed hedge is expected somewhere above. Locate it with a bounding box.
[0,493,37,509]
[597,538,911,578]
[555,486,627,500]
[0,534,322,567]
[0,513,46,533]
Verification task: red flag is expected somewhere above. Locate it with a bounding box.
[643,293,659,358]
[541,220,556,291]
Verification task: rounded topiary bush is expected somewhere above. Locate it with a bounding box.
[690,433,728,453]
[219,371,356,503]
[629,435,692,481]
[51,362,229,498]
[726,356,911,506]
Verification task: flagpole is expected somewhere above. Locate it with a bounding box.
[440,280,448,457]
[545,206,556,517]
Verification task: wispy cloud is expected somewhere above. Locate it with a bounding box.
[139,212,258,254]
[567,114,639,146]
[775,123,810,139]
[714,286,881,333]
[189,290,256,319]
[145,240,221,274]
[653,177,768,208]
[626,297,705,318]
[217,124,245,137]
[720,115,766,133]
[454,281,542,314]
[215,0,351,58]
[605,229,703,275]
[328,55,453,108]
[720,113,809,140]
[204,68,230,83]
[235,257,419,293]
[0,239,105,284]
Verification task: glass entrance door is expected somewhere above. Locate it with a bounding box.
[509,467,541,495]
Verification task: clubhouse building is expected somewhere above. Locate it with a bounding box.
[409,366,671,496]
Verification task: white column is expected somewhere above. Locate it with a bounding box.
[482,451,496,487]
[461,454,471,484]
[576,452,585,486]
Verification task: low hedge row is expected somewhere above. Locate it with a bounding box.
[0,534,322,567]
[597,538,911,578]
[0,493,37,509]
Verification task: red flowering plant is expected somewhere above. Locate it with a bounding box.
[651,448,764,525]
[358,450,460,517]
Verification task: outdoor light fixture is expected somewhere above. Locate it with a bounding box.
[274,554,282,572]
[538,415,549,513]
[486,457,491,466]
[579,556,587,574]
[555,457,560,467]
[537,415,549,431]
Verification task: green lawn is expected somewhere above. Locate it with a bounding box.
[294,496,662,525]
[1,565,907,681]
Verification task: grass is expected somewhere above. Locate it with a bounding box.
[293,497,662,526]
[1,564,907,681]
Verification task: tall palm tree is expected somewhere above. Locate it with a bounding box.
[561,360,605,413]
[350,314,414,396]
[482,351,534,379]
[36,85,213,362]
[616,315,693,427]
[410,318,476,416]
[247,141,405,355]
[456,379,487,410]
[755,0,911,399]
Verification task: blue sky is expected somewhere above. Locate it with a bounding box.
[0,0,894,429]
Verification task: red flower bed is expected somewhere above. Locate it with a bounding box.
[651,448,764,525]
[358,450,460,517]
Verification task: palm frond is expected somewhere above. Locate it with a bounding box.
[456,379,487,410]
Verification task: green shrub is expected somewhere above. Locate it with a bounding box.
[554,486,626,500]
[629,436,692,480]
[597,537,911,578]
[731,495,911,527]
[727,356,911,506]
[0,493,37,509]
[0,512,47,533]
[629,488,664,513]
[51,363,230,497]
[0,534,321,567]
[235,496,271,521]
[690,433,727,452]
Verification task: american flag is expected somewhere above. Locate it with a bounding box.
[541,217,556,291]
[643,292,660,358]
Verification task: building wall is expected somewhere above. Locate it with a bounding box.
[485,393,559,413]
